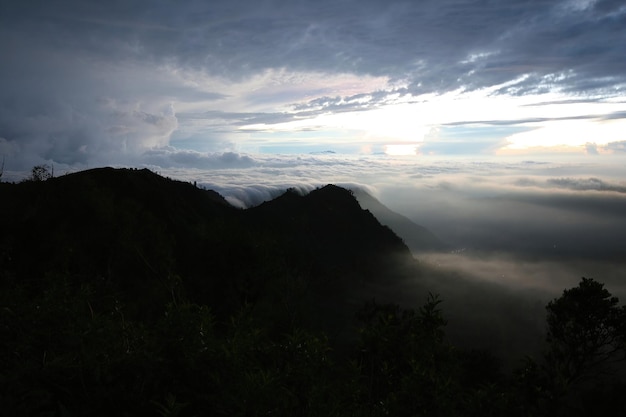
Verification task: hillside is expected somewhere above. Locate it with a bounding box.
[0,168,416,322]
[352,188,448,254]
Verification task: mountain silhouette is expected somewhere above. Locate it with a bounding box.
[0,168,417,324]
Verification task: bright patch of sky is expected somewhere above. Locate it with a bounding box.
[235,81,625,155]
[500,118,626,154]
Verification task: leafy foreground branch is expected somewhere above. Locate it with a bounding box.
[1,276,626,416]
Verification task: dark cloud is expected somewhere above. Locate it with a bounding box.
[142,148,257,169]
[443,113,608,127]
[4,0,624,93]
[515,176,626,193]
[546,177,626,193]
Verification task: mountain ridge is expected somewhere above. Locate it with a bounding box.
[352,188,448,254]
[0,167,420,323]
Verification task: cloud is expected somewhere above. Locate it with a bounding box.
[585,142,599,154]
[5,1,625,95]
[605,141,626,152]
[546,177,626,193]
[141,148,257,170]
[176,110,298,127]
[150,154,391,207]
[213,184,318,209]
[515,176,626,193]
[0,90,178,169]
[2,0,626,168]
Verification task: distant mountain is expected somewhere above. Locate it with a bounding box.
[352,188,448,254]
[309,150,336,154]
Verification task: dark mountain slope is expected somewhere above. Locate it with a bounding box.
[0,169,416,323]
[352,188,448,254]
[0,168,239,317]
[248,185,411,281]
[242,185,419,335]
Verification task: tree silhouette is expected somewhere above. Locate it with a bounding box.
[29,164,53,181]
[545,277,626,391]
[355,295,466,416]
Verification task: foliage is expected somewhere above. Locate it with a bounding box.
[3,274,626,415]
[355,295,458,416]
[512,278,626,416]
[545,278,626,386]
[28,164,53,182]
[538,277,626,415]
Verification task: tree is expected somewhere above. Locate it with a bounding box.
[355,295,464,416]
[545,277,626,390]
[29,164,53,181]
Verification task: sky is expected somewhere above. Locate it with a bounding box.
[1,0,625,173]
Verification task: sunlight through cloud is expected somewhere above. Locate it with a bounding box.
[500,119,626,154]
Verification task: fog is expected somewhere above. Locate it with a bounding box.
[372,161,626,298]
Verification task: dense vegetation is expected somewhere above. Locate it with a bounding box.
[1,167,625,416]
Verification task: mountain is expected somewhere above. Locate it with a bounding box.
[0,168,417,325]
[248,185,410,274]
[352,188,448,254]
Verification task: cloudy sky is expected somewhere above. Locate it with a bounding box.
[1,0,625,172]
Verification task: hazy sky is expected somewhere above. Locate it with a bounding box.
[1,0,625,174]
